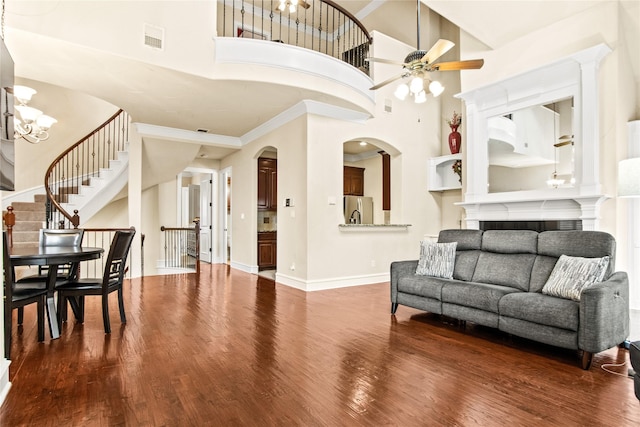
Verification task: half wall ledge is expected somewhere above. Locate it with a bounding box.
[339,224,411,231]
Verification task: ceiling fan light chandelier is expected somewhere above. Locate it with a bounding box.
[366,0,483,104]
[394,76,444,103]
[12,85,57,144]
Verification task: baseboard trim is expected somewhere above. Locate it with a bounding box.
[0,359,12,407]
[275,272,389,292]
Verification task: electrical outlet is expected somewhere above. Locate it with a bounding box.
[371,260,376,267]
[290,263,295,271]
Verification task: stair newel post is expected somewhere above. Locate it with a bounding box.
[71,210,80,229]
[193,218,200,275]
[3,206,15,247]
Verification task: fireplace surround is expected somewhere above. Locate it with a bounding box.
[456,44,611,231]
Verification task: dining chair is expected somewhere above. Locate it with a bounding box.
[3,232,47,359]
[56,229,135,333]
[15,228,84,324]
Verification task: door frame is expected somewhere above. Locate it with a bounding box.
[178,167,216,263]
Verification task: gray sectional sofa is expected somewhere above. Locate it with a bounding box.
[390,229,630,369]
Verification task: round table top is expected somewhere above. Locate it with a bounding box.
[9,246,104,266]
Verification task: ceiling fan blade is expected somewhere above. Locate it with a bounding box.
[370,73,406,90]
[420,39,455,64]
[365,57,406,66]
[429,59,485,71]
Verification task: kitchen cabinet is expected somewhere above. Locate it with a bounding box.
[258,231,277,270]
[258,158,277,210]
[344,166,364,196]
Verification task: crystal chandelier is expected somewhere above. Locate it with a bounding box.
[12,85,57,144]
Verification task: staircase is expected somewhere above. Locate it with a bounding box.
[4,195,46,247]
[3,109,130,240]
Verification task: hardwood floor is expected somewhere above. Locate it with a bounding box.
[1,264,638,426]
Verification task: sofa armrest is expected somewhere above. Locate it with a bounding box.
[390,260,418,303]
[579,271,630,353]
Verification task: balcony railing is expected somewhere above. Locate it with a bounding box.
[218,0,372,74]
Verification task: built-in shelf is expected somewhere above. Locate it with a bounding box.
[428,154,462,191]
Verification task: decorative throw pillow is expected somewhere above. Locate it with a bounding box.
[415,241,457,278]
[541,254,610,301]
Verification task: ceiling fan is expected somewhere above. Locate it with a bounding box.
[366,0,484,100]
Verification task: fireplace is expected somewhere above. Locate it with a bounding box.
[455,44,611,232]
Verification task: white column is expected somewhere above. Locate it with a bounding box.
[627,120,640,310]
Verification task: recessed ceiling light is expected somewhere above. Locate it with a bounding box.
[359,141,367,146]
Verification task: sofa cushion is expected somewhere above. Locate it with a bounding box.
[542,255,609,301]
[441,281,520,313]
[416,241,457,278]
[472,252,536,291]
[438,229,483,250]
[529,255,558,293]
[452,250,481,282]
[499,292,579,331]
[538,231,616,277]
[482,230,539,254]
[397,275,448,300]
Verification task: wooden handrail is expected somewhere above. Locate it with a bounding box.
[322,0,371,42]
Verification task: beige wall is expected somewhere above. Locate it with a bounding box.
[7,1,218,78]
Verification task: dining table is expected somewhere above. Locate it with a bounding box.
[9,245,104,340]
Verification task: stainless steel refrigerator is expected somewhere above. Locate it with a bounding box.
[344,196,373,224]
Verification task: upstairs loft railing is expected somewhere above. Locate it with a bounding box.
[219,0,372,74]
[44,109,130,229]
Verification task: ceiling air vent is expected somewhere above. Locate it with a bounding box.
[196,129,209,133]
[144,24,164,50]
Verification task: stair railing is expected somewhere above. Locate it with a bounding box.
[160,219,201,274]
[44,109,130,229]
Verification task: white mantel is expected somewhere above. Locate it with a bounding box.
[456,44,611,230]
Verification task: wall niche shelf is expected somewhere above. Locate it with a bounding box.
[428,154,462,191]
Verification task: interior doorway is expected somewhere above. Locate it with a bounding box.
[180,168,214,264]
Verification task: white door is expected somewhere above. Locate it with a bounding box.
[199,176,213,263]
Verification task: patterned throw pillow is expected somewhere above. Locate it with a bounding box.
[415,241,457,278]
[541,255,610,301]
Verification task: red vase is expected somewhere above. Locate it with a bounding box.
[448,124,461,154]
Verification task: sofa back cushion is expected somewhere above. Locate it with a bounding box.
[537,231,616,278]
[438,229,483,281]
[471,230,538,291]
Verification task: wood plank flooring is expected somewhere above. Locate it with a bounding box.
[1,264,638,426]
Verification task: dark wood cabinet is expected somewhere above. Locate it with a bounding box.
[344,166,364,196]
[258,231,277,270]
[258,158,277,210]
